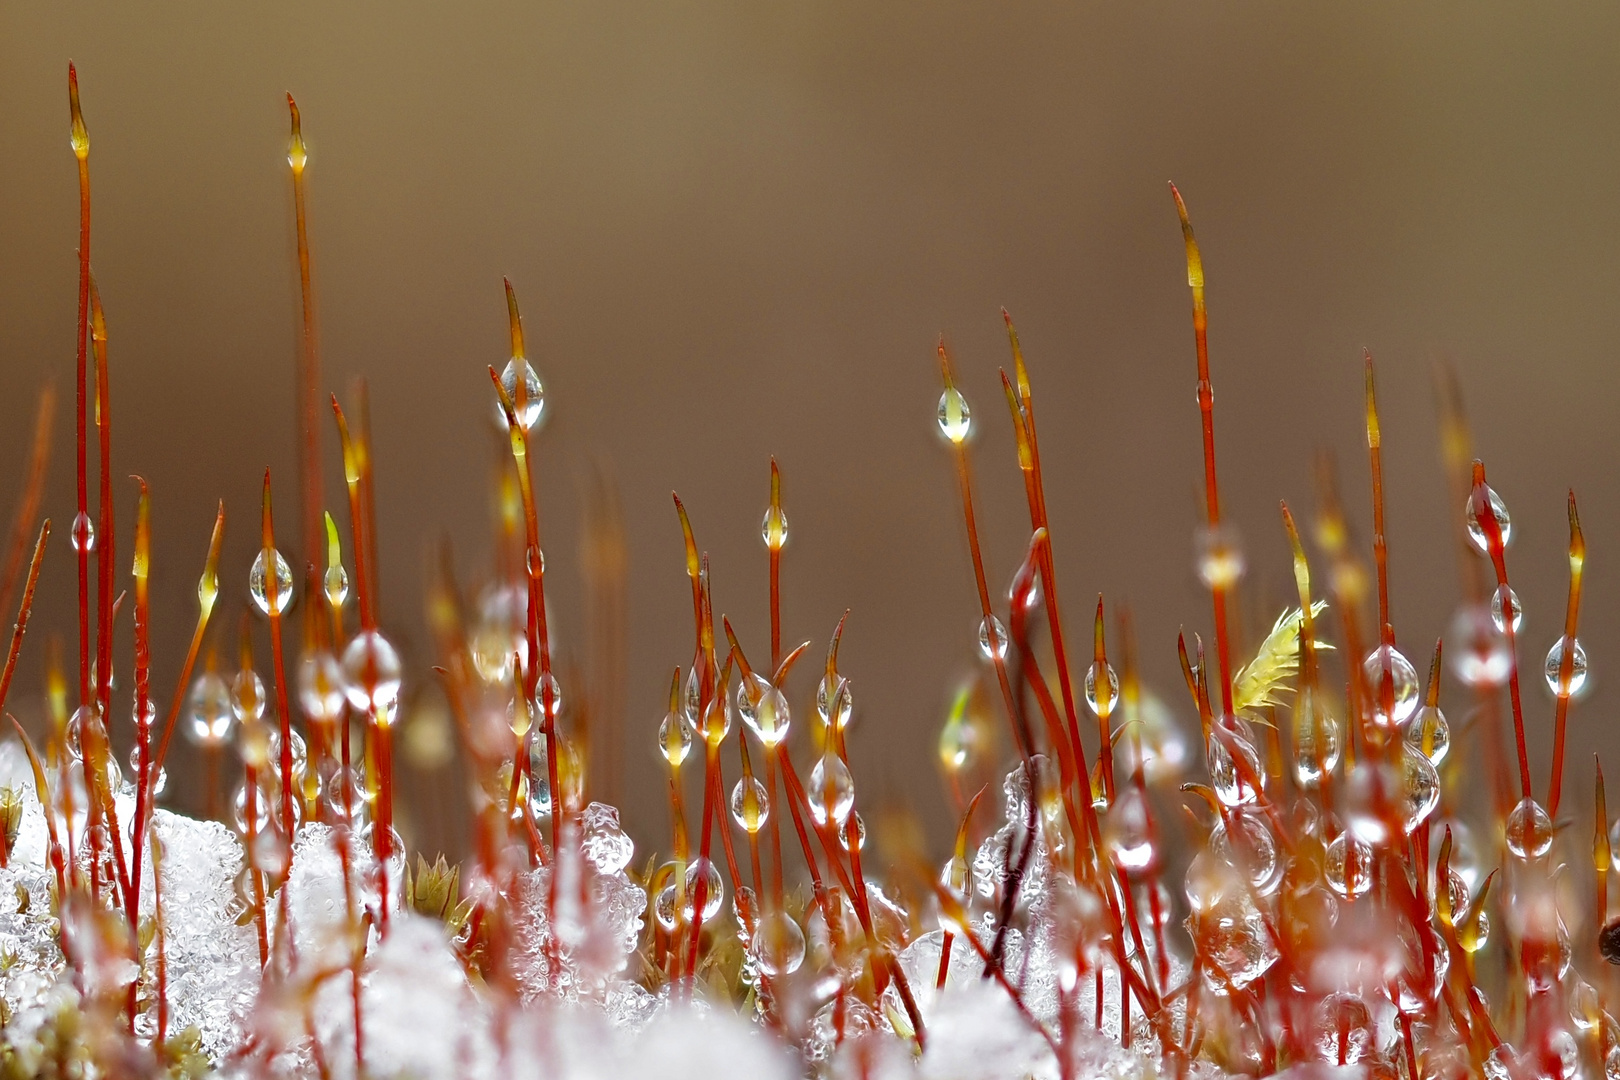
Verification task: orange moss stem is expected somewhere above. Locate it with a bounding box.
[1546,491,1584,817]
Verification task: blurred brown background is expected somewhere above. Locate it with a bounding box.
[0,2,1617,857]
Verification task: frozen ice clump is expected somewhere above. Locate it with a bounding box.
[286,822,360,964]
[148,808,258,1060]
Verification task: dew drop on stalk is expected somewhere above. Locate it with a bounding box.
[752,909,806,976]
[1194,523,1245,589]
[186,672,235,747]
[249,548,294,616]
[1211,807,1281,895]
[740,677,790,747]
[1361,644,1418,728]
[1324,833,1373,900]
[1311,993,1373,1065]
[1488,583,1522,635]
[298,651,346,726]
[1084,661,1118,718]
[497,357,545,432]
[658,711,691,766]
[1404,704,1450,765]
[1449,605,1512,687]
[977,614,1008,661]
[232,670,266,724]
[70,511,95,553]
[1399,747,1441,831]
[1504,797,1553,859]
[1290,686,1342,788]
[729,776,770,834]
[341,629,403,716]
[1465,483,1512,554]
[1207,719,1261,807]
[654,881,681,932]
[1103,787,1156,873]
[682,858,724,921]
[534,671,563,724]
[815,674,851,731]
[807,750,854,826]
[1544,635,1588,697]
[324,563,349,608]
[936,386,972,443]
[760,504,788,550]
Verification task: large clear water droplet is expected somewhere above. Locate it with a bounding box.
[977,614,1008,661]
[1545,636,1588,698]
[760,505,788,550]
[738,674,791,747]
[730,775,770,833]
[1084,661,1118,718]
[1465,484,1512,554]
[497,357,545,431]
[231,669,266,724]
[807,751,854,826]
[1399,747,1441,832]
[1489,584,1522,635]
[683,858,724,921]
[1103,787,1156,873]
[658,711,691,766]
[249,548,293,616]
[936,387,972,443]
[324,563,349,608]
[1291,686,1342,788]
[298,650,346,725]
[1207,719,1262,807]
[341,629,403,717]
[186,672,235,747]
[1210,807,1281,895]
[1195,523,1245,590]
[1505,797,1553,859]
[1405,704,1450,765]
[1324,833,1373,900]
[70,511,95,554]
[1362,644,1419,728]
[752,909,805,976]
[815,674,852,731]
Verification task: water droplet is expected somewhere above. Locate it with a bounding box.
[1324,833,1373,900]
[807,750,854,826]
[324,563,349,608]
[839,812,866,853]
[738,674,791,747]
[1362,644,1419,728]
[729,775,770,833]
[128,745,166,798]
[231,669,266,724]
[1312,993,1373,1064]
[1195,523,1245,589]
[1290,685,1342,788]
[752,909,805,976]
[815,674,852,731]
[1207,718,1262,807]
[1118,690,1189,783]
[1215,810,1283,896]
[1083,661,1118,718]
[760,505,788,550]
[658,711,691,766]
[298,650,346,726]
[936,386,972,443]
[341,629,402,717]
[249,548,293,616]
[654,880,682,932]
[1489,584,1522,635]
[683,858,724,921]
[1103,787,1156,873]
[1449,604,1512,686]
[70,511,95,554]
[534,671,563,724]
[1465,483,1512,554]
[497,357,545,432]
[1505,797,1553,859]
[1399,747,1441,832]
[1405,704,1450,765]
[977,614,1008,661]
[186,672,235,747]
[1545,636,1588,698]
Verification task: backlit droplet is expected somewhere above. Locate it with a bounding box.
[341,629,403,717]
[1362,644,1419,728]
[654,880,681,932]
[1195,524,1245,589]
[977,614,1008,661]
[683,858,724,921]
[1449,605,1512,687]
[658,711,691,767]
[1207,719,1262,807]
[807,751,854,826]
[1489,584,1522,635]
[752,909,805,976]
[739,675,791,747]
[1103,788,1156,873]
[1291,686,1342,788]
[1405,704,1450,765]
[1084,661,1119,718]
[1210,807,1281,895]
[1544,636,1588,698]
[71,511,95,554]
[815,674,853,731]
[936,386,972,443]
[231,669,266,724]
[1399,748,1441,831]
[298,650,346,726]
[760,505,788,550]
[497,357,545,431]
[1324,833,1373,900]
[186,672,235,747]
[249,548,294,615]
[1505,797,1553,859]
[1465,483,1512,554]
[729,775,770,834]
[324,563,349,608]
[839,812,866,853]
